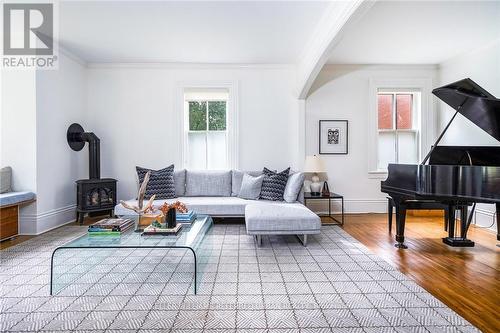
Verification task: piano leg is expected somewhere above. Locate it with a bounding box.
[460,206,468,238]
[444,207,449,232]
[496,203,500,242]
[442,204,475,247]
[447,204,455,237]
[388,198,393,233]
[394,198,407,249]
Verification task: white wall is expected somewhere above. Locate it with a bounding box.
[33,51,88,234]
[0,52,87,235]
[0,70,38,229]
[305,65,437,213]
[86,65,299,200]
[1,70,37,192]
[438,40,500,230]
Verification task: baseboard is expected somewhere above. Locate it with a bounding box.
[472,207,497,232]
[19,214,37,235]
[19,204,77,235]
[306,198,386,214]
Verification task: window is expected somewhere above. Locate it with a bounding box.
[184,89,230,170]
[376,91,420,170]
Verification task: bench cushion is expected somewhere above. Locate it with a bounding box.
[0,191,35,207]
[245,203,320,234]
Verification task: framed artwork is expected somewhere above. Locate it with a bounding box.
[319,120,348,154]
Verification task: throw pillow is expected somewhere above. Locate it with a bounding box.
[0,166,12,194]
[174,169,186,197]
[231,170,263,196]
[259,167,290,201]
[238,174,265,200]
[283,172,305,203]
[136,165,176,200]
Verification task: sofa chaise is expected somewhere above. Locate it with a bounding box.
[115,170,321,246]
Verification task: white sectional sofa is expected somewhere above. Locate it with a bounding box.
[115,170,321,246]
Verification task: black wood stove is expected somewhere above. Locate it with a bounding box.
[67,123,117,224]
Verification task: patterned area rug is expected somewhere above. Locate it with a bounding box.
[0,224,478,333]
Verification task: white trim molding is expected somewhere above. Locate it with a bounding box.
[59,45,88,68]
[307,198,387,215]
[472,206,498,232]
[20,204,77,235]
[88,62,293,70]
[176,81,239,170]
[297,0,374,98]
[367,77,435,177]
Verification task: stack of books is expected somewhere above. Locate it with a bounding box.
[88,218,134,236]
[142,223,182,236]
[176,211,196,224]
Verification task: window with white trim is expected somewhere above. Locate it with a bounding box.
[376,90,421,170]
[184,89,230,170]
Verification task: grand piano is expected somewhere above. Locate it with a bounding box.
[381,78,500,249]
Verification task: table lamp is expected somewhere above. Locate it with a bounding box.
[304,155,326,196]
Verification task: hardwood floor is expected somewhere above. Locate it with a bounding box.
[339,213,499,333]
[0,235,35,250]
[1,213,498,332]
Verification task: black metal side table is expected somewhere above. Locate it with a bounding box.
[304,192,344,225]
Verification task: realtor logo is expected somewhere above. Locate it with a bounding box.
[2,2,58,69]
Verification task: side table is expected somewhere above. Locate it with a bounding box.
[304,192,344,225]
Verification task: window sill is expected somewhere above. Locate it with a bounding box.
[368,170,388,179]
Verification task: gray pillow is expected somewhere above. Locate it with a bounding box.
[174,169,186,196]
[0,166,12,193]
[238,174,264,200]
[283,172,305,203]
[231,170,263,196]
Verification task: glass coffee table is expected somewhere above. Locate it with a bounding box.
[50,214,213,295]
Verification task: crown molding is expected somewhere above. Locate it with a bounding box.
[438,38,500,69]
[58,45,88,67]
[86,62,294,70]
[87,62,295,70]
[322,63,439,71]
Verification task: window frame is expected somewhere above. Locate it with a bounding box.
[376,91,420,169]
[367,78,434,178]
[186,99,228,170]
[177,82,239,170]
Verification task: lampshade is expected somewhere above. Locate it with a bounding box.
[304,155,326,173]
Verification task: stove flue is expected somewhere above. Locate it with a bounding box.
[67,123,117,224]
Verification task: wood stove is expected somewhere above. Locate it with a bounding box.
[75,178,116,224]
[67,123,117,224]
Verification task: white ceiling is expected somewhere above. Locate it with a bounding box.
[59,1,329,64]
[327,0,500,65]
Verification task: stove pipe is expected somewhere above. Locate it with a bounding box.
[67,123,101,179]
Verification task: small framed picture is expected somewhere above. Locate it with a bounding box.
[319,120,348,154]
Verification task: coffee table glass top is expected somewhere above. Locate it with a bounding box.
[62,214,213,249]
[50,214,213,295]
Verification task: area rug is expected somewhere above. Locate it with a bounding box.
[0,224,478,332]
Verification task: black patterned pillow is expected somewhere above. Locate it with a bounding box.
[259,167,290,201]
[136,165,176,200]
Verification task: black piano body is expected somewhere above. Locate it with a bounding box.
[381,78,500,249]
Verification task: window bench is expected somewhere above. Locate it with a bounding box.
[0,192,36,241]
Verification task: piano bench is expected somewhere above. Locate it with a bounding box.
[387,197,450,232]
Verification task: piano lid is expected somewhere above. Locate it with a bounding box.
[432,78,500,142]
